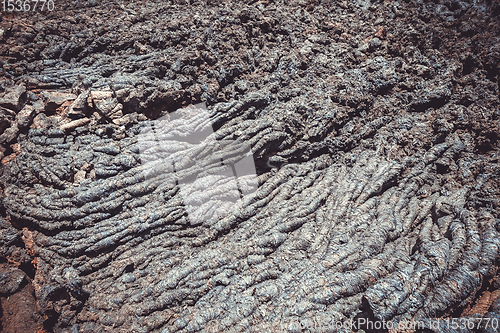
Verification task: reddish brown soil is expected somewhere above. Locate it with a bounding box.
[0,264,45,333]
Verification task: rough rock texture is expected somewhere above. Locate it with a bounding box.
[0,0,500,332]
[0,266,25,295]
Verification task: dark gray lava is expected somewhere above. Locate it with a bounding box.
[0,0,499,332]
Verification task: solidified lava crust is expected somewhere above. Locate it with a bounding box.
[0,0,500,332]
